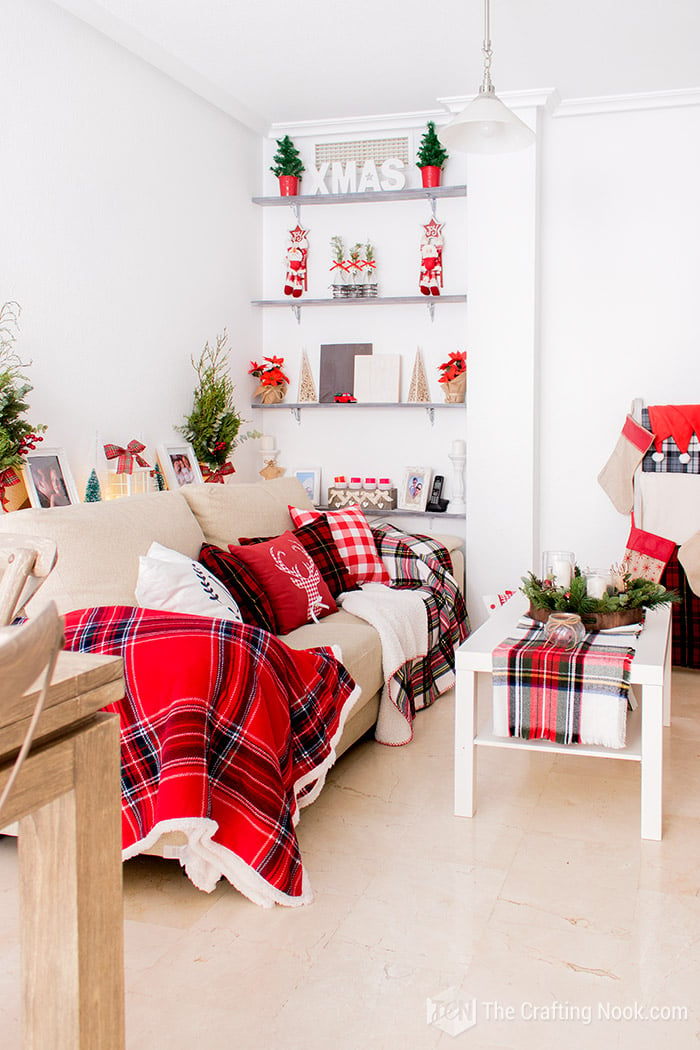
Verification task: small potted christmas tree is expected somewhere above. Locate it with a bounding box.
[416,121,449,188]
[270,135,305,196]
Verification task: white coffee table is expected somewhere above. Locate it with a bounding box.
[454,594,672,840]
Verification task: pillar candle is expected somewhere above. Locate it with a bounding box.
[451,439,466,457]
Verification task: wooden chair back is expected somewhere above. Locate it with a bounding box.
[0,535,57,626]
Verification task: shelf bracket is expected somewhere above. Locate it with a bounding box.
[425,406,436,426]
[290,303,302,324]
[429,195,438,220]
[289,202,301,223]
[290,406,301,424]
[427,300,436,322]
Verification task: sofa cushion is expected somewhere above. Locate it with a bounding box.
[0,490,205,614]
[182,477,313,550]
[229,532,337,635]
[289,504,390,585]
[282,611,384,703]
[199,544,278,633]
[135,542,243,622]
[239,515,359,599]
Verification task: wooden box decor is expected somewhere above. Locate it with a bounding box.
[528,604,644,631]
[327,487,397,511]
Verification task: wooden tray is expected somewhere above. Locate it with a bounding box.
[528,605,644,630]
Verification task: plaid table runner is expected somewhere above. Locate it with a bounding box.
[492,619,640,747]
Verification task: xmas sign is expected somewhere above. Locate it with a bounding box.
[306,158,406,195]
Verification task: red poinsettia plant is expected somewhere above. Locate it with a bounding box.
[248,355,290,387]
[437,350,467,384]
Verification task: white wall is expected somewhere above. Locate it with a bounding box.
[0,0,261,496]
[538,100,700,570]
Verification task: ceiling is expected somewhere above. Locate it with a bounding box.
[54,0,700,131]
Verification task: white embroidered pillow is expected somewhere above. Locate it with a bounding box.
[135,542,243,623]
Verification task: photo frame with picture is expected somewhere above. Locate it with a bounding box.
[156,444,204,489]
[397,466,432,512]
[294,468,321,506]
[22,448,80,509]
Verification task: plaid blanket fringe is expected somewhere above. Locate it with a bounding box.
[63,606,360,906]
[370,522,470,733]
[492,620,637,747]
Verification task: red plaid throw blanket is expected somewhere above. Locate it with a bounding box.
[492,619,639,747]
[63,606,360,906]
[368,523,470,740]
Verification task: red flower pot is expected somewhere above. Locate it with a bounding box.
[420,166,442,188]
[278,175,299,197]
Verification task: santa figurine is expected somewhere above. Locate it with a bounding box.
[284,224,309,298]
[419,218,444,296]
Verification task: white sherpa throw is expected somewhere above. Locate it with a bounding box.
[339,582,428,745]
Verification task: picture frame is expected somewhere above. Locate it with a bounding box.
[22,448,80,509]
[156,444,204,489]
[294,468,321,506]
[397,466,432,512]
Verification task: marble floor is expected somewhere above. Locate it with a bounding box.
[2,671,700,1049]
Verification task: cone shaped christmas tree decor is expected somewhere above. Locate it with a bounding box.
[407,349,431,402]
[84,468,102,502]
[297,349,318,402]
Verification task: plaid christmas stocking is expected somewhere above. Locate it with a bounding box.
[679,531,700,597]
[624,523,675,583]
[597,414,653,514]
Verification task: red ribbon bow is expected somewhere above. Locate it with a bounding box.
[0,466,21,513]
[202,461,235,484]
[103,440,150,475]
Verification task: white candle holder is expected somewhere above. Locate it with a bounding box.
[448,451,466,515]
[542,550,575,589]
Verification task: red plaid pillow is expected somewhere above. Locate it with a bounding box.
[288,504,390,585]
[238,516,360,598]
[199,544,278,633]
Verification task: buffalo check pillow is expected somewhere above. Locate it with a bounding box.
[288,503,390,585]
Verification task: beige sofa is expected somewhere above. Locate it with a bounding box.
[0,477,464,851]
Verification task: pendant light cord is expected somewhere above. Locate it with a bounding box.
[481,0,494,95]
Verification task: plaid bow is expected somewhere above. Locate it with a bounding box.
[202,461,235,484]
[0,466,20,512]
[103,440,150,475]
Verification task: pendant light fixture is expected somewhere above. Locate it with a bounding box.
[440,0,535,154]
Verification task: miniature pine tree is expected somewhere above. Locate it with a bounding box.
[84,468,102,502]
[416,121,449,169]
[153,463,166,491]
[270,135,305,177]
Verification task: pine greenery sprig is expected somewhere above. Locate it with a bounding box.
[521,569,679,614]
[416,121,449,169]
[178,330,252,470]
[0,301,47,475]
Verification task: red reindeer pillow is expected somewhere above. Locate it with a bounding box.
[228,531,336,635]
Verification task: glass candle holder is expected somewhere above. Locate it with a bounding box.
[542,550,575,589]
[544,612,585,650]
[584,569,609,600]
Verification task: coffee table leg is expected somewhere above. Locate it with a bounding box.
[640,683,663,840]
[454,667,477,817]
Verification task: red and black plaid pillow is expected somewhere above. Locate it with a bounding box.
[198,544,278,633]
[238,516,359,599]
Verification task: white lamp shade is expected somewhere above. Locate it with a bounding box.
[440,91,535,154]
